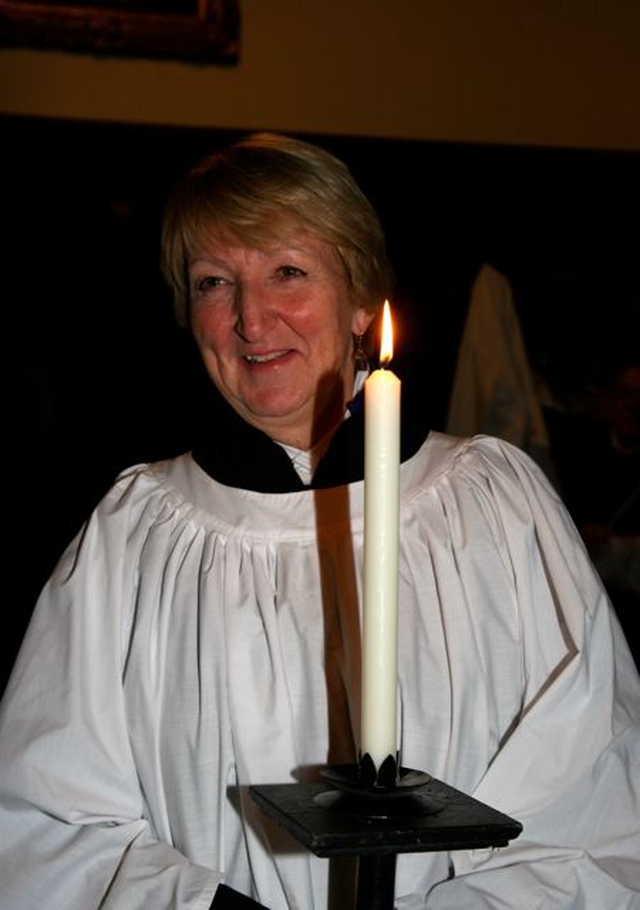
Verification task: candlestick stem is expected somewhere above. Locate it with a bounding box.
[355,854,396,910]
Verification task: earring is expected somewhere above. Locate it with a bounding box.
[353,333,369,372]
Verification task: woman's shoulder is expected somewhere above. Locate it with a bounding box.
[105,454,191,502]
[403,430,507,481]
[421,430,550,471]
[74,453,207,539]
[403,431,558,504]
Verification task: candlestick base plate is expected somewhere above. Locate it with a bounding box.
[250,765,522,858]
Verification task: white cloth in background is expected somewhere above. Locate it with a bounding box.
[0,434,639,909]
[446,264,553,475]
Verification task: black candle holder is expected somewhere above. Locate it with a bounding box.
[250,754,522,910]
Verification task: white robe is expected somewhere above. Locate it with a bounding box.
[1,433,639,909]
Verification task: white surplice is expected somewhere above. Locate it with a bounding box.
[1,433,639,909]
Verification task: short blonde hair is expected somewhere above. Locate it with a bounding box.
[160,132,394,327]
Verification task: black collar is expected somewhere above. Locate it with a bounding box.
[192,370,430,493]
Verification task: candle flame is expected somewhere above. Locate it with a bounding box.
[379,300,394,367]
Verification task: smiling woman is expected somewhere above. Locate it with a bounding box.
[1,130,639,910]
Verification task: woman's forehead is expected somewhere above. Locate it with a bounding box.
[190,220,337,259]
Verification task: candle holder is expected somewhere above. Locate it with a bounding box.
[250,755,522,910]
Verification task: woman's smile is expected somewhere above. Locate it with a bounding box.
[243,349,294,366]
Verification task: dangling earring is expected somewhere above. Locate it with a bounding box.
[353,333,369,372]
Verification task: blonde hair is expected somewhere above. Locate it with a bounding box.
[160,132,394,327]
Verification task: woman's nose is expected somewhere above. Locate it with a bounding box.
[234,285,275,341]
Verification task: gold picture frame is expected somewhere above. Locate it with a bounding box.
[0,0,239,63]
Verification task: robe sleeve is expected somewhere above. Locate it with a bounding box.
[0,477,220,910]
[415,439,640,908]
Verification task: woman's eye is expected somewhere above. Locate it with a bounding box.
[195,275,227,292]
[277,265,306,280]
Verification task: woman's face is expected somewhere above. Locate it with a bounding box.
[188,234,373,449]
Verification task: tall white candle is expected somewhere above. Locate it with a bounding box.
[361,300,401,773]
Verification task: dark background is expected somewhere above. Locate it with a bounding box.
[4,113,639,691]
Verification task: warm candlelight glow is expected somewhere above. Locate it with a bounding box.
[380,299,393,366]
[362,300,401,776]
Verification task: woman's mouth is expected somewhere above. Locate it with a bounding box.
[244,350,290,365]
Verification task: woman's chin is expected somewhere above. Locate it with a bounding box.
[236,395,309,436]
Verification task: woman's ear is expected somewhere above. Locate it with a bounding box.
[351,307,376,336]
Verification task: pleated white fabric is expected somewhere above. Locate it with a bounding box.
[1,433,638,909]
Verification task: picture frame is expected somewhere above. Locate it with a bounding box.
[0,0,239,64]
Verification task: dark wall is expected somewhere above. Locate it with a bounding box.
[4,114,639,690]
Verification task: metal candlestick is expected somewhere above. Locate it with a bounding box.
[250,755,522,910]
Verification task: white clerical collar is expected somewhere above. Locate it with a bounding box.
[279,370,368,486]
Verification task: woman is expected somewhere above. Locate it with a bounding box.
[0,133,639,910]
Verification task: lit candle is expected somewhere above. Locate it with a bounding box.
[361,300,401,774]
